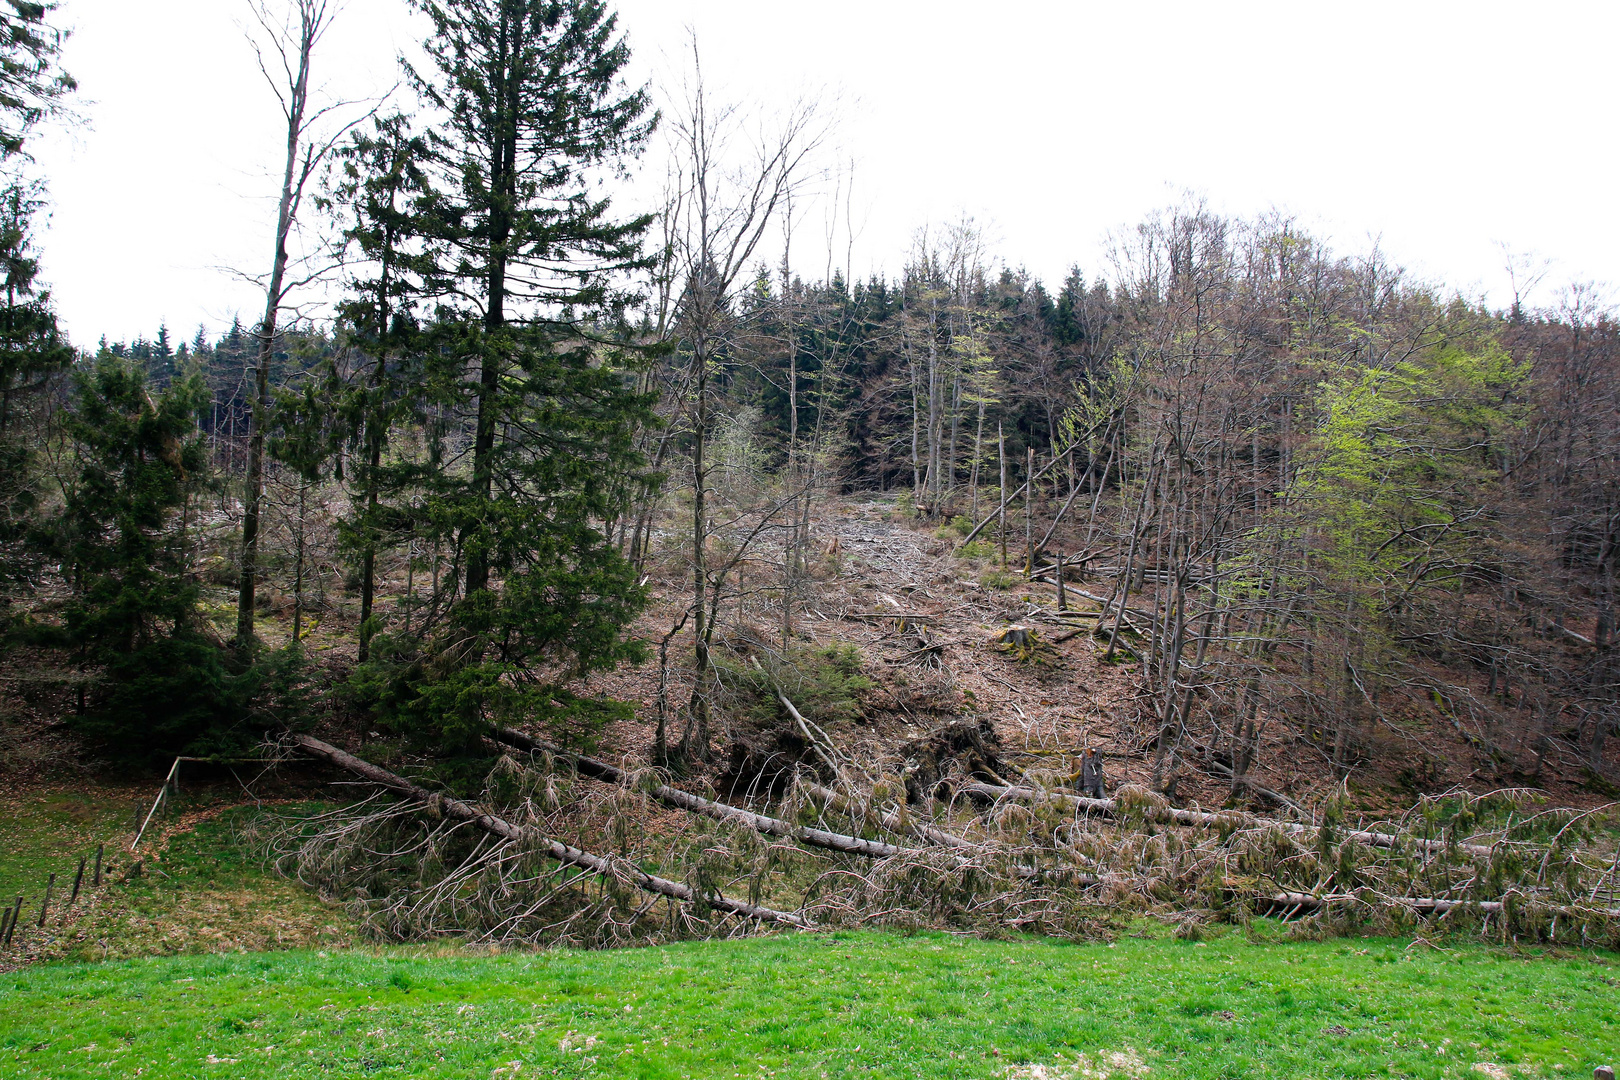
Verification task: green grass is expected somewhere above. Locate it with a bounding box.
[1,792,354,963]
[2,928,1615,1078]
[0,787,135,892]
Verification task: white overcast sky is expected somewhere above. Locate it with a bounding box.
[28,0,1620,347]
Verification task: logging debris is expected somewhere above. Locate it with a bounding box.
[292,734,811,928]
[899,718,1014,804]
[487,725,910,860]
[958,780,1500,859]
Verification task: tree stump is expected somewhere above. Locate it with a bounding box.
[997,625,1037,650]
[1078,748,1106,799]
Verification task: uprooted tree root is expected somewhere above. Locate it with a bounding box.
[271,735,1620,951]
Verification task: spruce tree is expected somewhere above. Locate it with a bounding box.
[0,0,74,163]
[0,179,70,593]
[51,356,234,759]
[324,111,435,663]
[350,0,658,748]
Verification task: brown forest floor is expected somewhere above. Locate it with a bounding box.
[4,490,1615,833]
[503,491,1611,816]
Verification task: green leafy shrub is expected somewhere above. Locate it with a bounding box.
[956,540,995,560]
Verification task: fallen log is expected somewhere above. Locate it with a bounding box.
[841,611,940,622]
[1061,586,1155,620]
[487,726,910,860]
[1263,891,1620,920]
[801,782,977,851]
[294,734,810,929]
[958,782,1499,860]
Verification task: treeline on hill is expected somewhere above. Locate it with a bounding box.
[0,0,1615,801]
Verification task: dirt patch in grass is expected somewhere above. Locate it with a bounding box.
[1005,1048,1149,1079]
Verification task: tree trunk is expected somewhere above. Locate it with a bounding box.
[235,1,324,650]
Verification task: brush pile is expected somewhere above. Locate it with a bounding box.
[271,724,1620,951]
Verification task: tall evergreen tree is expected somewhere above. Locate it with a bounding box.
[49,356,234,759]
[0,0,74,164]
[351,0,658,748]
[0,179,70,592]
[324,111,435,663]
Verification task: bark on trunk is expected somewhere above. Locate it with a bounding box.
[236,2,321,649]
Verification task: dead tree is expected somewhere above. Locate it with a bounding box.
[234,0,360,648]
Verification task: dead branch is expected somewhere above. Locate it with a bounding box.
[801,781,977,851]
[293,734,811,928]
[487,725,909,859]
[959,781,1499,859]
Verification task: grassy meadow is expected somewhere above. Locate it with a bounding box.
[2,927,1617,1079]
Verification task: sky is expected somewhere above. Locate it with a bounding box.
[27,0,1620,347]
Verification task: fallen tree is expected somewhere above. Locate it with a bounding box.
[801,782,978,851]
[958,781,1499,860]
[282,734,1614,947]
[293,734,811,928]
[486,726,911,860]
[1263,891,1620,921]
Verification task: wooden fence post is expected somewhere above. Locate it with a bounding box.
[0,904,11,947]
[37,873,54,927]
[5,896,20,943]
[70,857,86,906]
[93,844,104,888]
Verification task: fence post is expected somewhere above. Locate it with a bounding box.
[37,873,55,928]
[93,844,104,888]
[0,904,11,946]
[5,896,19,943]
[70,857,86,906]
[132,758,183,852]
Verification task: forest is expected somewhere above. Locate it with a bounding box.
[2,0,1620,953]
